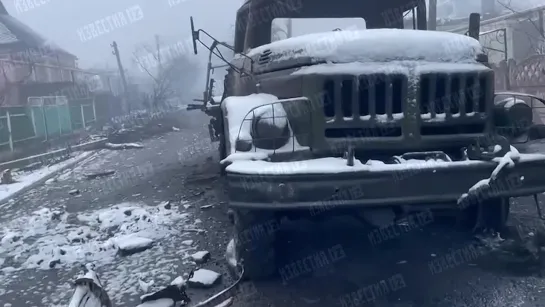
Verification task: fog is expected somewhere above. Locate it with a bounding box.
[5,0,545,73]
[5,0,244,70]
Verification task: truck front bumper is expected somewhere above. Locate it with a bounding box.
[225,154,545,210]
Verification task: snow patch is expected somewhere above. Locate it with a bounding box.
[0,202,192,273]
[0,151,93,204]
[115,235,154,255]
[105,142,144,150]
[187,269,221,288]
[226,153,545,175]
[246,29,482,64]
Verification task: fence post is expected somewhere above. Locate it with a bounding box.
[30,107,37,136]
[6,110,13,151]
[81,104,86,129]
[57,104,62,136]
[92,98,97,122]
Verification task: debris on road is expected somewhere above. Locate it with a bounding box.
[171,276,186,287]
[182,240,194,246]
[1,169,13,184]
[200,205,213,210]
[183,228,206,234]
[190,251,211,264]
[84,170,116,179]
[140,284,191,307]
[139,278,155,292]
[69,189,80,195]
[187,269,221,288]
[115,235,154,256]
[159,200,171,209]
[172,127,180,131]
[105,142,144,150]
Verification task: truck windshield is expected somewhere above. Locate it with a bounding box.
[270,18,367,42]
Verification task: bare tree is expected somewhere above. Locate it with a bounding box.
[495,0,545,56]
[133,36,198,111]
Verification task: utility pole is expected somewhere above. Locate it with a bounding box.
[286,18,292,38]
[155,35,162,74]
[111,41,129,114]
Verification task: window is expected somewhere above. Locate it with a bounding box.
[271,18,366,42]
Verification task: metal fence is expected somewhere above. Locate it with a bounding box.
[0,96,97,152]
[0,107,37,151]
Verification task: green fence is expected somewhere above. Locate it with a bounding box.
[69,98,96,130]
[0,107,38,151]
[0,96,96,153]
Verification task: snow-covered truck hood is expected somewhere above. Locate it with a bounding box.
[240,29,484,73]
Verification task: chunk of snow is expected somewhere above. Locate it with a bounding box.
[219,152,269,164]
[172,127,180,131]
[105,142,144,150]
[139,278,155,292]
[246,29,482,64]
[190,251,210,264]
[225,239,237,269]
[115,235,153,255]
[187,269,221,288]
[181,240,193,246]
[170,276,186,287]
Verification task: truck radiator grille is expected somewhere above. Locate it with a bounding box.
[418,72,492,116]
[323,74,407,118]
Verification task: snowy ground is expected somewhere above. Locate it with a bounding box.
[2,111,545,307]
[0,151,94,204]
[0,114,232,306]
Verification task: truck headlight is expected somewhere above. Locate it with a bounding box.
[251,105,290,150]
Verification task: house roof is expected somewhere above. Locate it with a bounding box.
[0,1,76,58]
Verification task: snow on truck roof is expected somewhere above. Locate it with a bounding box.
[246,29,483,63]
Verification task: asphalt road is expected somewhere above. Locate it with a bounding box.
[1,111,545,307]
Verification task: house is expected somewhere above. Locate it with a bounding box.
[0,0,124,155]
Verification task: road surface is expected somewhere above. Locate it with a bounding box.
[1,111,545,307]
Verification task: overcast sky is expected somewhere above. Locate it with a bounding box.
[4,0,545,72]
[5,0,243,70]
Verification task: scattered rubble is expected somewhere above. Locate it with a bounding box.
[140,285,190,306]
[105,142,144,150]
[181,240,194,246]
[1,169,13,184]
[170,276,186,287]
[190,251,211,264]
[187,269,221,288]
[69,189,80,195]
[115,235,154,256]
[200,205,213,210]
[84,170,116,179]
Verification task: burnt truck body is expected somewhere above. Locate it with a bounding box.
[189,0,545,280]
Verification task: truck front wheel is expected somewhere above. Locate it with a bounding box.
[458,197,510,232]
[232,209,277,280]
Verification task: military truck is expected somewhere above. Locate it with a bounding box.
[189,0,545,280]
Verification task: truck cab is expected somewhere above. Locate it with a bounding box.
[188,0,545,281]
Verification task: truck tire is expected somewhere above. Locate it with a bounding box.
[233,209,277,280]
[458,197,510,232]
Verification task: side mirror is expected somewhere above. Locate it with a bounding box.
[190,16,198,55]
